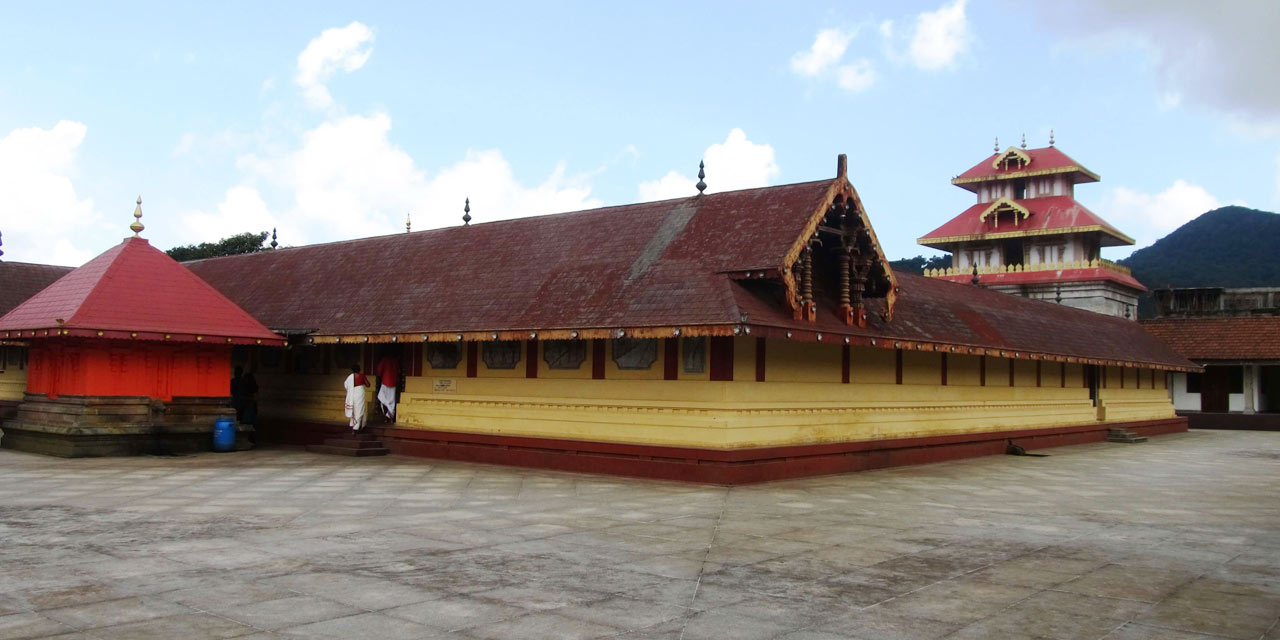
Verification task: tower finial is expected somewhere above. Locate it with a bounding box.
[971,264,980,286]
[130,196,145,237]
[1049,129,1055,146]
[696,160,706,195]
[270,227,278,249]
[406,212,411,233]
[0,229,4,262]
[994,137,999,153]
[1020,133,1027,149]
[462,198,472,226]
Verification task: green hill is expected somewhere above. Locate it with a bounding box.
[1120,205,1280,289]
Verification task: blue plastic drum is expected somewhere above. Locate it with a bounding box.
[213,417,236,452]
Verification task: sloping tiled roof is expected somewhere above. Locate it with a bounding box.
[1142,317,1280,362]
[952,146,1099,189]
[0,261,72,317]
[919,196,1133,247]
[185,177,1194,371]
[187,180,845,336]
[0,237,283,345]
[731,273,1192,370]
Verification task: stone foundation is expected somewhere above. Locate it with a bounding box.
[0,393,248,457]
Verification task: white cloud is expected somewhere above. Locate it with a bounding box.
[0,121,103,266]
[1028,1,1280,129]
[908,0,969,70]
[295,21,374,108]
[836,60,876,92]
[639,128,779,201]
[1098,179,1238,255]
[790,27,878,93]
[175,23,602,248]
[790,28,854,77]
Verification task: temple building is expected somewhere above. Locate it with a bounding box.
[1142,286,1280,430]
[1,156,1195,482]
[0,203,285,455]
[918,135,1145,319]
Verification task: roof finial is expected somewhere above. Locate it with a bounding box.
[270,228,278,249]
[696,160,707,195]
[0,229,4,262]
[994,137,999,153]
[971,264,980,286]
[836,153,847,179]
[1020,133,1027,149]
[1049,129,1055,146]
[406,212,411,233]
[462,198,472,225]
[1055,284,1062,304]
[130,196,145,237]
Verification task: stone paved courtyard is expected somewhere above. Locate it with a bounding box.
[0,430,1278,640]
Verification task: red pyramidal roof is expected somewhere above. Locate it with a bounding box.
[918,196,1134,247]
[0,237,284,345]
[952,146,1099,191]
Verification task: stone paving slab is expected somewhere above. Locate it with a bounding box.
[0,429,1278,639]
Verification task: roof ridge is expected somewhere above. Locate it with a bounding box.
[189,178,836,265]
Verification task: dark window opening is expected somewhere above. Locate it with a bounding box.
[1228,367,1244,394]
[1186,372,1201,394]
[1013,179,1027,200]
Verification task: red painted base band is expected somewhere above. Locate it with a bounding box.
[260,417,1187,484]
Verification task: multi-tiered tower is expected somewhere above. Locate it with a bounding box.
[918,136,1144,319]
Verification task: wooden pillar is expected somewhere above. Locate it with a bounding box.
[940,353,948,386]
[591,339,606,380]
[755,337,766,382]
[980,355,986,387]
[1008,359,1015,387]
[895,349,903,385]
[525,340,538,379]
[1035,361,1042,387]
[709,337,734,381]
[663,339,678,381]
[841,345,850,384]
[466,343,478,378]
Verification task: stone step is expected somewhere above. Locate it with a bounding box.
[322,437,387,449]
[306,444,390,457]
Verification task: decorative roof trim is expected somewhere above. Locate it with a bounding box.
[977,198,1031,225]
[918,224,1136,247]
[952,164,1101,186]
[992,146,1031,170]
[0,327,287,346]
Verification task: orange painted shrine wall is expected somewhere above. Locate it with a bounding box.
[25,339,231,401]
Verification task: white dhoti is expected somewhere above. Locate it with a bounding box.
[378,384,397,419]
[344,374,367,429]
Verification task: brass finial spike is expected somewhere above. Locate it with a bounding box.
[462,198,472,226]
[1021,133,1027,149]
[0,229,4,261]
[1049,129,1055,146]
[270,228,278,249]
[994,137,999,153]
[129,196,145,237]
[971,264,980,286]
[406,212,411,233]
[696,160,707,195]
[1055,284,1062,304]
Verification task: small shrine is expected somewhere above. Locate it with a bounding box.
[918,134,1145,319]
[0,199,284,456]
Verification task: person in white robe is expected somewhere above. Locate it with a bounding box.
[344,365,370,431]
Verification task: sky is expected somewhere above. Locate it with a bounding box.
[1,0,1277,266]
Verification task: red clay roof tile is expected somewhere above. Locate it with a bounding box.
[1142,317,1280,361]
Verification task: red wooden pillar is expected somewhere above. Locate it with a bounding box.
[894,349,903,385]
[709,337,733,381]
[591,339,606,380]
[754,337,766,382]
[940,353,948,386]
[466,343,478,378]
[525,340,538,379]
[841,345,850,384]
[663,339,678,381]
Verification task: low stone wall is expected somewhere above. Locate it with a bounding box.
[1182,411,1280,431]
[1,393,245,457]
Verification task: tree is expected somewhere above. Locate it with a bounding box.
[167,232,270,262]
[889,254,951,275]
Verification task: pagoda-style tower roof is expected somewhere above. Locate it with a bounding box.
[0,236,283,345]
[951,145,1099,192]
[919,196,1134,249]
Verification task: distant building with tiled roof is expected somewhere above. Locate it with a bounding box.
[919,136,1143,319]
[1142,286,1280,430]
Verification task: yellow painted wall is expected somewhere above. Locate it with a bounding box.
[248,337,1180,450]
[0,347,27,402]
[1014,359,1038,387]
[850,346,894,384]
[768,340,841,383]
[901,351,940,386]
[948,354,982,386]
